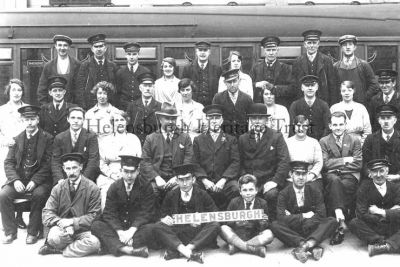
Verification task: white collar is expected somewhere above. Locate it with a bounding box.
[53,100,64,109]
[265,59,276,66]
[142,97,152,106]
[382,129,395,140]
[180,187,193,201]
[129,63,139,72]
[95,57,105,65]
[293,185,304,194]
[26,128,39,138]
[70,128,82,137]
[383,90,395,101]
[243,198,255,209]
[307,52,317,62]
[198,60,208,69]
[70,175,82,188]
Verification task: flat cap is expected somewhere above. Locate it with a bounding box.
[222,68,240,82]
[87,33,106,44]
[18,105,41,117]
[338,34,357,45]
[137,72,156,84]
[366,159,390,170]
[173,163,196,176]
[48,76,67,90]
[290,161,309,172]
[376,69,397,82]
[261,36,280,47]
[203,104,224,116]
[300,75,320,85]
[61,153,84,164]
[53,35,72,45]
[119,155,142,168]
[302,30,322,41]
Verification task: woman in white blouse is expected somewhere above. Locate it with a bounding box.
[84,81,122,141]
[97,110,142,209]
[330,80,371,146]
[218,51,253,99]
[176,78,205,141]
[263,88,290,139]
[0,79,26,186]
[154,57,181,105]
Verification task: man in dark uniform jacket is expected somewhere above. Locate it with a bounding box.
[39,76,77,137]
[289,75,331,141]
[181,41,222,106]
[271,161,337,263]
[91,155,157,257]
[349,159,400,257]
[334,35,379,105]
[126,72,161,145]
[76,34,118,110]
[213,69,253,137]
[141,102,193,197]
[152,163,220,264]
[363,104,400,182]
[37,35,81,105]
[368,70,400,132]
[52,107,100,184]
[0,105,53,245]
[115,42,151,111]
[250,36,295,107]
[192,104,240,209]
[238,103,290,221]
[292,30,338,106]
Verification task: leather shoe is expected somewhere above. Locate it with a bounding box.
[292,247,309,263]
[247,244,266,258]
[26,234,38,244]
[16,213,27,229]
[163,249,181,260]
[131,246,149,258]
[2,233,17,244]
[188,251,204,264]
[311,246,324,260]
[368,242,393,257]
[228,244,239,255]
[330,228,345,245]
[38,244,62,255]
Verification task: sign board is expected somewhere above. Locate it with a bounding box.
[173,209,264,225]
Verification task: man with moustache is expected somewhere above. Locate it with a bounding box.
[37,35,81,105]
[368,70,400,132]
[141,102,193,197]
[289,75,331,141]
[319,111,362,223]
[349,159,400,257]
[238,103,290,221]
[363,104,400,182]
[52,107,100,184]
[271,161,337,263]
[76,34,118,110]
[250,36,295,107]
[213,68,253,137]
[0,105,53,244]
[334,35,379,105]
[39,76,77,137]
[91,155,157,257]
[292,30,338,105]
[181,41,222,106]
[126,72,161,145]
[39,153,101,257]
[192,104,240,209]
[116,42,151,111]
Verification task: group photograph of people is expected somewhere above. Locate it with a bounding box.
[1,3,400,266]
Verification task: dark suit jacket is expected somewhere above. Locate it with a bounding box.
[355,179,400,224]
[192,131,239,182]
[161,186,218,217]
[292,52,338,105]
[276,184,326,226]
[100,176,156,231]
[368,92,400,132]
[212,90,253,136]
[181,61,222,106]
[319,133,362,180]
[226,196,269,230]
[4,128,53,187]
[362,130,400,176]
[52,128,100,183]
[76,56,118,110]
[37,55,81,105]
[250,59,295,107]
[126,98,162,145]
[115,64,151,111]
[238,128,290,188]
[141,131,193,182]
[39,102,77,137]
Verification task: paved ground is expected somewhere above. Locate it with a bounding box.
[1,214,399,267]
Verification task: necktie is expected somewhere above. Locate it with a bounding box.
[298,191,304,207]
[336,136,342,148]
[245,202,251,210]
[256,133,261,143]
[55,104,60,111]
[166,133,171,144]
[126,184,132,195]
[70,182,76,199]
[72,132,78,148]
[386,134,391,142]
[384,95,389,104]
[185,191,190,199]
[27,133,32,140]
[99,60,103,66]
[211,132,218,142]
[131,65,135,74]
[144,100,148,107]
[200,63,205,70]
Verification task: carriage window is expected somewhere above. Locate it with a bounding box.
[367,46,398,72]
[221,46,253,74]
[0,63,13,105]
[260,46,302,66]
[164,47,195,77]
[20,48,51,105]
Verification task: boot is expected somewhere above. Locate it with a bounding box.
[291,247,308,263]
[368,242,393,257]
[246,244,266,258]
[16,212,27,229]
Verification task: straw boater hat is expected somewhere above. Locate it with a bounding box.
[155,102,179,117]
